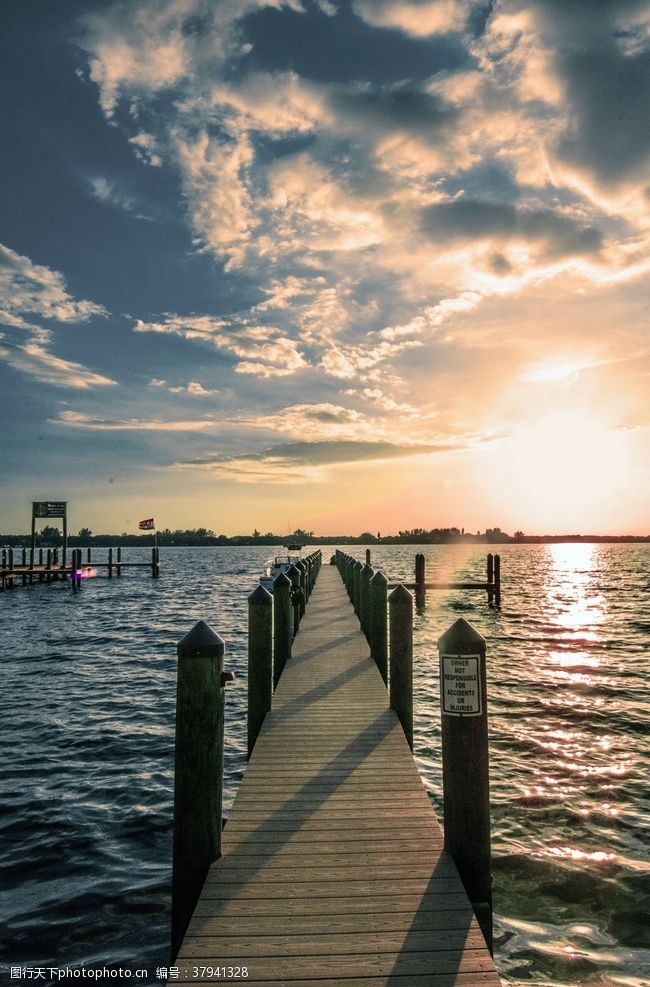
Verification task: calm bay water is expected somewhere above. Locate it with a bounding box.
[1,544,648,985]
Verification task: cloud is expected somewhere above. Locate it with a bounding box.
[0,243,113,389]
[54,410,213,430]
[352,0,473,37]
[180,437,449,482]
[0,242,107,324]
[169,380,219,395]
[0,337,116,389]
[89,176,141,214]
[74,0,650,467]
[419,198,603,259]
[135,312,307,376]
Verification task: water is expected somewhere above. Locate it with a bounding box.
[1,544,648,985]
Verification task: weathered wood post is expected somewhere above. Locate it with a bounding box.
[286,563,302,637]
[116,546,122,577]
[108,547,113,579]
[296,560,307,618]
[273,571,292,688]
[1,549,5,569]
[415,553,426,609]
[172,620,233,961]
[365,548,371,565]
[46,549,52,582]
[353,559,363,617]
[359,563,373,640]
[389,584,414,750]
[87,547,92,564]
[8,548,14,570]
[486,553,494,605]
[369,570,388,686]
[22,548,27,566]
[248,584,273,759]
[494,554,501,607]
[437,617,492,953]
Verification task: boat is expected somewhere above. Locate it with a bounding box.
[260,544,303,591]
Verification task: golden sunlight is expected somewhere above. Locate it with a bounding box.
[482,409,631,531]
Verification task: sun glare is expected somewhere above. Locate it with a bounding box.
[484,410,631,531]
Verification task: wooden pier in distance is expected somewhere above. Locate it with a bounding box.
[172,563,499,985]
[0,546,160,591]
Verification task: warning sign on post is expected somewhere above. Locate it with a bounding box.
[440,654,482,716]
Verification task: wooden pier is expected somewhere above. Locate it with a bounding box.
[0,546,160,591]
[171,562,499,985]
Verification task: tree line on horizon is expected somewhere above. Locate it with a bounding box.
[2,525,648,547]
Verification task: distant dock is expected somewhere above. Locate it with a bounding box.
[169,552,498,984]
[0,546,160,591]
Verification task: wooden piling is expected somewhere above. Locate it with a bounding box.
[248,584,273,760]
[494,554,501,607]
[108,547,113,579]
[365,548,371,565]
[437,617,492,953]
[359,563,373,640]
[353,559,363,617]
[172,620,230,961]
[415,552,426,608]
[388,584,414,750]
[116,546,122,577]
[273,571,292,689]
[369,569,388,686]
[486,553,494,604]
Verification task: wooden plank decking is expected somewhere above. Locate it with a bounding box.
[173,565,500,985]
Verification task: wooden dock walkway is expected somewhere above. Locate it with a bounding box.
[173,565,500,985]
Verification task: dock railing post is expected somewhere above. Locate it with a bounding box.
[248,585,273,760]
[296,560,307,617]
[286,563,302,637]
[494,554,501,607]
[415,553,426,608]
[172,620,233,961]
[359,563,373,640]
[273,571,292,688]
[388,584,414,750]
[108,547,113,579]
[353,560,363,617]
[437,617,492,954]
[116,546,122,577]
[369,570,388,686]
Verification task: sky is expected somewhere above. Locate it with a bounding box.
[1,0,649,536]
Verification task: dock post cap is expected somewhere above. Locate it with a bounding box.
[437,617,486,652]
[178,620,225,658]
[387,583,413,603]
[249,583,273,604]
[369,570,388,586]
[273,571,292,588]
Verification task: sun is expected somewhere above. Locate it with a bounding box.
[483,409,631,531]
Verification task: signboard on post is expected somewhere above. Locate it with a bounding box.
[31,501,68,562]
[440,654,482,716]
[32,501,67,518]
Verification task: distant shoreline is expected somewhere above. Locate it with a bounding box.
[2,532,649,547]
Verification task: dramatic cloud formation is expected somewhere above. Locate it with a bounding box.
[1,1,648,532]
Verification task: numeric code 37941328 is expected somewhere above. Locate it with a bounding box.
[189,967,249,979]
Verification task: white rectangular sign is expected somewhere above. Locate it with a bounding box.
[440,654,482,716]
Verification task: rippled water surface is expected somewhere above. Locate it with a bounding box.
[1,544,648,985]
